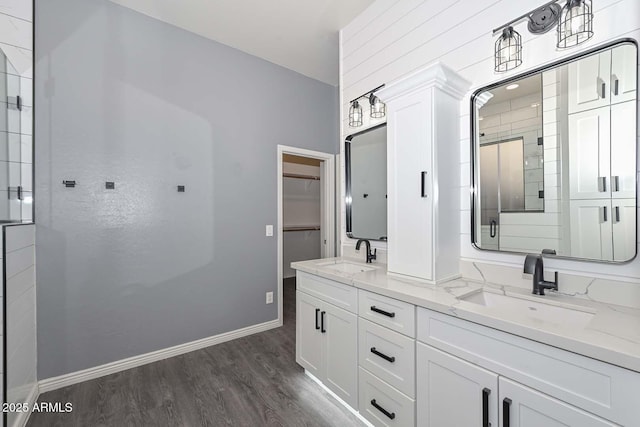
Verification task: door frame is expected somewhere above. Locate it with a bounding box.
[277,145,335,325]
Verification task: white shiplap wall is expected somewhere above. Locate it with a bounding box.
[340,0,640,282]
[5,224,37,427]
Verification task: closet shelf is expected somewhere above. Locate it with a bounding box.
[283,173,320,181]
[283,225,321,232]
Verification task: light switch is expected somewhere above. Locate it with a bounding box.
[266,225,273,236]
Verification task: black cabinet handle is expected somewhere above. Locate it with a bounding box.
[16,95,22,111]
[315,308,320,330]
[601,82,606,99]
[371,399,395,420]
[421,171,428,198]
[614,78,619,95]
[490,220,497,238]
[320,311,326,333]
[482,388,490,427]
[370,347,395,363]
[612,175,620,192]
[503,398,511,427]
[370,306,395,318]
[17,186,22,201]
[615,206,620,223]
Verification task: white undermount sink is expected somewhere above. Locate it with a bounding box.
[461,290,595,328]
[318,261,377,274]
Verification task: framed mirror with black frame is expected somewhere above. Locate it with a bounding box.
[345,123,387,242]
[471,39,638,263]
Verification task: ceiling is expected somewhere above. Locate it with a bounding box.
[108,0,374,86]
[483,74,543,105]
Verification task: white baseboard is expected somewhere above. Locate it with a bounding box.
[11,382,39,427]
[39,319,281,393]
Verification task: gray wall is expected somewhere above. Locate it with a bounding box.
[35,0,339,378]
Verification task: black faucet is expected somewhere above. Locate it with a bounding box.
[523,254,558,296]
[355,239,377,263]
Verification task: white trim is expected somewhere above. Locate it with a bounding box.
[38,319,280,393]
[277,145,335,324]
[304,371,374,427]
[376,61,471,102]
[10,382,39,427]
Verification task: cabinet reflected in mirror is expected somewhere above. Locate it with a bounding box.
[346,124,387,241]
[472,40,637,262]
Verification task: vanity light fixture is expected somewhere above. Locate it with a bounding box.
[348,100,363,127]
[369,93,386,119]
[495,26,523,72]
[557,0,593,48]
[492,0,595,72]
[348,84,386,127]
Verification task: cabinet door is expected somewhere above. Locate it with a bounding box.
[568,49,611,114]
[417,343,498,427]
[387,89,433,281]
[499,377,616,427]
[610,100,637,199]
[569,200,613,260]
[610,43,637,104]
[612,198,637,262]
[323,302,358,408]
[568,106,611,199]
[295,291,323,378]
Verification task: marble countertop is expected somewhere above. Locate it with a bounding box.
[291,257,640,373]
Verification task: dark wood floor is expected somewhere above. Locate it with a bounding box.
[28,278,364,427]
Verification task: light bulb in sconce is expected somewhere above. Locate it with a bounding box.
[349,100,363,127]
[557,0,593,48]
[495,26,522,72]
[369,93,386,119]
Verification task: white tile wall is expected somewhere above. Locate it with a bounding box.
[341,0,640,287]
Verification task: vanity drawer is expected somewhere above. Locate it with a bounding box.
[359,290,415,337]
[359,367,415,427]
[359,318,415,398]
[417,307,640,427]
[297,271,357,314]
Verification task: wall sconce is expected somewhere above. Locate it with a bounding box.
[495,27,522,72]
[348,84,386,127]
[349,100,363,127]
[493,0,594,72]
[369,93,386,119]
[557,0,593,48]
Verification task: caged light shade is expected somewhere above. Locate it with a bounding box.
[495,26,522,72]
[369,93,386,119]
[557,0,593,48]
[349,100,363,127]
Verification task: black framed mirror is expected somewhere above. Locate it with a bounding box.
[346,123,387,241]
[471,39,638,263]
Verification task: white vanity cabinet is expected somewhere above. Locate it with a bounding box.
[416,307,640,427]
[376,63,470,284]
[568,43,636,114]
[295,272,358,408]
[357,290,416,427]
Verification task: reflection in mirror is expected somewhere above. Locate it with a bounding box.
[346,124,387,241]
[0,47,32,222]
[472,40,637,262]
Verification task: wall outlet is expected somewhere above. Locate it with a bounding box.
[266,292,274,304]
[266,225,273,236]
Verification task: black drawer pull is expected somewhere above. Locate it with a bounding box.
[371,399,395,420]
[482,388,490,427]
[315,308,320,330]
[371,347,395,363]
[503,398,511,427]
[370,306,395,318]
[320,311,326,333]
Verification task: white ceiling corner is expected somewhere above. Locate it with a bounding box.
[108,0,374,85]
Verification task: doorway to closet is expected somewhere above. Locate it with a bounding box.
[277,145,335,327]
